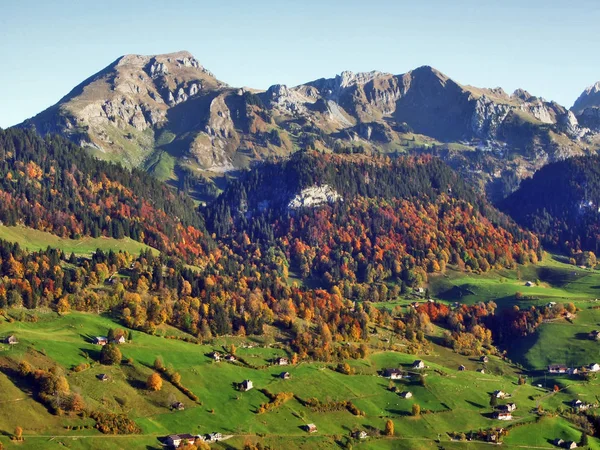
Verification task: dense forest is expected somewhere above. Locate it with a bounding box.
[501,154,600,254]
[0,132,543,360]
[0,129,209,263]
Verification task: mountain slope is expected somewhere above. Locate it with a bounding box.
[0,128,209,263]
[19,52,599,202]
[207,151,540,287]
[500,154,600,253]
[572,81,600,133]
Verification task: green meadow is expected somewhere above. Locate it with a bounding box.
[0,254,600,448]
[0,225,157,256]
[0,308,596,449]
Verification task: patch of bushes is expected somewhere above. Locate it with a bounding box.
[256,389,293,414]
[90,412,141,434]
[297,397,365,416]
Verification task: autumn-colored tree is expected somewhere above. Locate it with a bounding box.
[154,357,164,371]
[56,297,70,315]
[14,426,22,441]
[18,360,32,377]
[69,393,86,412]
[100,343,122,365]
[412,403,421,416]
[385,419,394,436]
[147,373,163,391]
[553,384,560,392]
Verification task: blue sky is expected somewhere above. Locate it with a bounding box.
[1,0,599,127]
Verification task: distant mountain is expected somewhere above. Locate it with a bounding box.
[500,154,600,253]
[572,81,600,132]
[19,51,600,200]
[572,82,600,114]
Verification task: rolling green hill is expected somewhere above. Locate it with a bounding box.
[1,310,599,450]
[0,225,157,256]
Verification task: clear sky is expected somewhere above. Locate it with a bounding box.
[1,0,599,128]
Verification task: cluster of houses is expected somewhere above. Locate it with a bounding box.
[380,360,427,380]
[458,356,489,372]
[548,363,600,375]
[93,335,125,346]
[553,438,578,449]
[209,351,237,362]
[166,432,223,448]
[571,399,596,412]
[489,391,516,420]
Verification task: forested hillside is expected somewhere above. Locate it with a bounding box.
[0,133,541,358]
[501,154,600,254]
[208,152,540,289]
[0,129,209,262]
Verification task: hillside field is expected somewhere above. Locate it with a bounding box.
[0,305,598,449]
[0,225,157,256]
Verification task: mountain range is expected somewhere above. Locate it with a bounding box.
[19,51,600,202]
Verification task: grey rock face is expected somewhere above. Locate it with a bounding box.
[471,96,511,138]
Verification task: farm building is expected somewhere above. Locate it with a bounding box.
[225,355,236,362]
[352,430,368,439]
[97,374,109,382]
[279,371,291,379]
[589,363,600,372]
[548,364,568,374]
[111,335,126,344]
[493,390,507,399]
[93,336,108,345]
[383,368,403,379]
[493,411,512,420]
[171,402,185,411]
[166,433,202,448]
[458,365,466,371]
[412,360,425,369]
[571,399,591,411]
[5,335,18,345]
[274,357,289,366]
[304,423,318,433]
[399,391,413,399]
[205,432,223,442]
[210,352,221,362]
[480,355,489,363]
[497,403,516,412]
[241,379,253,391]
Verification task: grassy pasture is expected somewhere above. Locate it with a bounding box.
[0,225,157,256]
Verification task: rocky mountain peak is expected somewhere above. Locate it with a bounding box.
[572,81,600,114]
[512,88,535,102]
